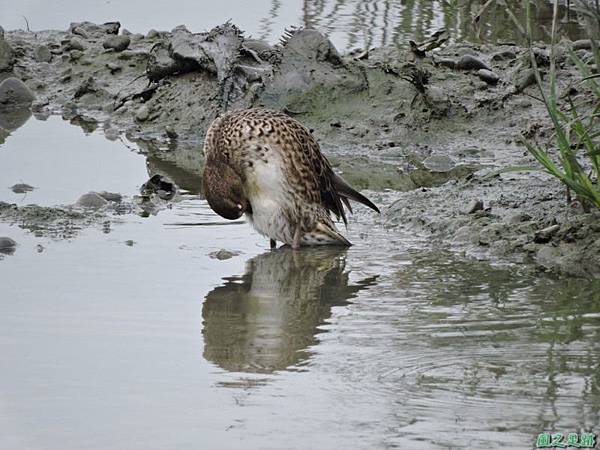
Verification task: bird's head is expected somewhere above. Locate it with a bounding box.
[203,158,250,220]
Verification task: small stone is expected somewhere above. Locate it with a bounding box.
[0,36,16,71]
[515,69,537,93]
[97,191,122,202]
[456,54,491,71]
[508,212,532,224]
[534,224,560,243]
[330,119,341,128]
[106,62,122,74]
[491,49,516,61]
[435,58,456,69]
[477,69,499,84]
[76,192,109,209]
[135,105,150,122]
[572,39,599,50]
[34,45,52,62]
[69,38,86,51]
[0,237,17,255]
[146,29,160,39]
[165,125,178,139]
[513,98,532,108]
[10,183,35,193]
[0,78,36,108]
[463,199,484,214]
[423,155,455,172]
[71,26,89,38]
[209,249,241,260]
[102,22,121,34]
[103,35,130,52]
[70,50,83,60]
[125,239,135,246]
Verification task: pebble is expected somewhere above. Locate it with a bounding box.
[435,58,456,69]
[69,38,86,51]
[146,29,160,39]
[515,69,537,93]
[209,249,241,260]
[423,155,455,172]
[0,77,36,108]
[71,27,89,38]
[0,237,17,255]
[572,39,598,50]
[0,237,17,249]
[97,191,122,202]
[76,192,108,209]
[534,224,560,243]
[0,35,15,71]
[70,50,83,61]
[463,199,484,214]
[135,105,150,122]
[456,54,491,71]
[106,62,122,74]
[477,69,499,84]
[34,45,52,63]
[491,49,516,61]
[103,35,130,52]
[165,125,178,139]
[508,212,532,224]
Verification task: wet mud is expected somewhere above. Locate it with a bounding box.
[0,20,599,277]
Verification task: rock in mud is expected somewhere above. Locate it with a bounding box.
[102,35,130,52]
[34,45,52,63]
[0,237,17,255]
[141,174,177,200]
[477,69,499,85]
[0,78,36,108]
[97,191,122,202]
[209,249,241,260]
[456,55,491,71]
[572,39,599,50]
[10,183,35,193]
[515,69,537,93]
[165,125,178,139]
[434,57,457,69]
[0,34,15,71]
[491,49,517,61]
[135,105,150,122]
[106,62,121,74]
[534,224,560,243]
[76,192,109,209]
[423,155,455,172]
[68,38,86,51]
[463,199,484,214]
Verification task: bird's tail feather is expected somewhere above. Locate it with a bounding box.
[333,173,380,214]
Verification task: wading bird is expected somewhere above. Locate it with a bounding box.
[202,108,379,248]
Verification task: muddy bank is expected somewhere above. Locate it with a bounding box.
[1,20,599,276]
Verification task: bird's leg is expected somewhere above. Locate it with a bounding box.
[270,239,276,249]
[292,225,302,249]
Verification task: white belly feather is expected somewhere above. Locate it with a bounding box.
[244,156,293,244]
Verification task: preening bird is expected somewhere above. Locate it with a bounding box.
[202,108,379,248]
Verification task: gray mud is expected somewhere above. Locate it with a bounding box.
[0,20,599,278]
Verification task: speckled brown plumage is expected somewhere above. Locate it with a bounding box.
[202,108,379,247]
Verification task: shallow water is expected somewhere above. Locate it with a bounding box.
[2,115,600,449]
[1,0,592,51]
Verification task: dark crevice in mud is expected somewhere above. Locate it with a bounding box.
[1,20,600,276]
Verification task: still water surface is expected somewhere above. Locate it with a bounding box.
[1,115,600,449]
[0,0,592,51]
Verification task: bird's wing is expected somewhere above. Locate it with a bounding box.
[285,118,380,223]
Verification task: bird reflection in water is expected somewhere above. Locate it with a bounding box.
[202,247,377,374]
